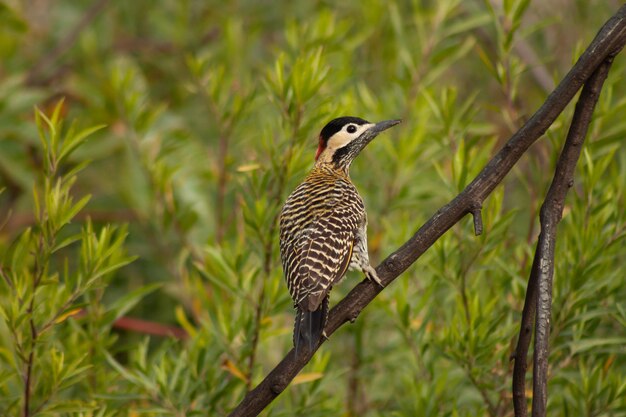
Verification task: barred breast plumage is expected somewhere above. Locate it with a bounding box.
[280,166,364,310]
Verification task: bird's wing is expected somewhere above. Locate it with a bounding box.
[296,216,355,310]
[280,179,363,312]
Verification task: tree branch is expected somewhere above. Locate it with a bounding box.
[511,52,616,417]
[511,249,539,417]
[535,49,615,417]
[228,6,626,417]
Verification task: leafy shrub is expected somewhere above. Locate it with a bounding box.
[0,1,624,415]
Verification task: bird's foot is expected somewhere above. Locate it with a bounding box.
[364,265,384,287]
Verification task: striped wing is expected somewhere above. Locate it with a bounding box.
[280,174,364,311]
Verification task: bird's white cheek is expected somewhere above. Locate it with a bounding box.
[327,133,353,151]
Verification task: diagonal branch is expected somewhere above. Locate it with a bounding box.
[228,6,626,417]
[511,52,617,417]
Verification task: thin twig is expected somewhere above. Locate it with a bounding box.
[24,236,47,417]
[471,205,484,236]
[228,6,626,417]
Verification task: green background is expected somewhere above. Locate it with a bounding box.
[0,0,625,415]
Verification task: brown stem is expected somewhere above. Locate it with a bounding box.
[228,6,626,417]
[511,244,540,417]
[24,236,48,417]
[471,206,484,236]
[532,50,615,417]
[23,310,37,417]
[512,45,616,417]
[23,350,34,417]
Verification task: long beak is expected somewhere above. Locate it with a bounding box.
[370,119,402,134]
[355,119,402,152]
[335,118,402,167]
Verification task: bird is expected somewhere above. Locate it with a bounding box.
[279,116,401,354]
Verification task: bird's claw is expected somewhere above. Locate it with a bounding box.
[365,266,384,287]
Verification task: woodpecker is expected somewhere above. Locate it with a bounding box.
[279,116,401,353]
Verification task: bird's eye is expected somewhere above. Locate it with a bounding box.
[346,124,357,133]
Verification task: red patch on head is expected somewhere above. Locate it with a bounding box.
[315,136,326,160]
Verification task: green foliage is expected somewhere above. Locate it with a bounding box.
[0,0,625,416]
[0,101,135,415]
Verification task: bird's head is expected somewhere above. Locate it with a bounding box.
[314,116,401,170]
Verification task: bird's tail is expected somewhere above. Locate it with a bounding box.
[294,297,329,355]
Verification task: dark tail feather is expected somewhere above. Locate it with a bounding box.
[294,297,329,355]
